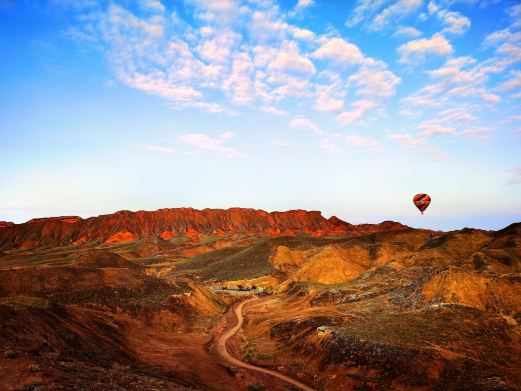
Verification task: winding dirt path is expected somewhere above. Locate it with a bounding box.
[215,297,316,391]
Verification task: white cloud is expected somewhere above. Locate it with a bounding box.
[191,0,240,23]
[400,54,503,135]
[507,4,521,29]
[408,106,481,139]
[347,0,423,31]
[427,2,470,36]
[316,57,400,125]
[268,41,316,76]
[142,145,175,153]
[429,56,476,79]
[398,33,453,63]
[349,58,400,99]
[370,0,423,31]
[123,72,202,102]
[296,0,314,9]
[78,2,309,112]
[421,57,502,105]
[139,0,165,12]
[459,126,493,140]
[320,138,341,153]
[388,133,424,151]
[199,26,214,37]
[222,52,255,104]
[400,51,504,150]
[388,133,447,160]
[315,81,344,113]
[260,106,286,115]
[63,0,402,127]
[252,41,316,101]
[268,75,313,100]
[191,102,229,113]
[499,70,521,91]
[345,135,383,152]
[438,10,470,35]
[448,85,500,103]
[288,0,314,17]
[313,37,363,66]
[315,96,344,113]
[195,30,239,63]
[484,29,521,46]
[290,116,323,135]
[336,99,377,125]
[484,18,521,68]
[289,26,315,40]
[220,131,234,139]
[250,8,289,41]
[427,1,439,14]
[497,42,521,64]
[437,107,478,122]
[180,133,241,157]
[394,26,422,38]
[347,0,388,28]
[418,123,455,137]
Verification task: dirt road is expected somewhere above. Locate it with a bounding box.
[215,297,316,391]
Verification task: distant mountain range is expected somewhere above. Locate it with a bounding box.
[0,207,409,250]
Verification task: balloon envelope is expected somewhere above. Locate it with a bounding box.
[413,194,431,214]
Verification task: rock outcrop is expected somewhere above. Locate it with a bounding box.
[0,208,408,250]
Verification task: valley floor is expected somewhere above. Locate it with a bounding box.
[211,297,316,391]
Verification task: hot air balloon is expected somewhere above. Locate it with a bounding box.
[413,194,431,214]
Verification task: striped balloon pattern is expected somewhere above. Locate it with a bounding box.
[413,194,431,214]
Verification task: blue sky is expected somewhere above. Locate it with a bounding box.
[0,0,520,230]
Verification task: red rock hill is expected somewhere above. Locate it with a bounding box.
[0,208,408,250]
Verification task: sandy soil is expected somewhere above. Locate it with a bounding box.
[214,297,316,391]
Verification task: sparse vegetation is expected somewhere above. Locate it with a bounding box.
[28,363,41,373]
[170,241,277,281]
[243,340,256,363]
[0,296,50,309]
[247,382,266,391]
[289,360,306,374]
[255,352,273,361]
[4,349,17,359]
[15,379,46,391]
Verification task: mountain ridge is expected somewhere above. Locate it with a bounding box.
[0,207,409,251]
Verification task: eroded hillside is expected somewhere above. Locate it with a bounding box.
[0,216,519,390]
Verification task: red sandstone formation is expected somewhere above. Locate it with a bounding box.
[0,208,409,250]
[159,231,174,240]
[186,228,199,239]
[356,220,410,233]
[105,231,137,244]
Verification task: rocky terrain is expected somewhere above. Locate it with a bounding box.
[0,208,519,390]
[0,208,409,251]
